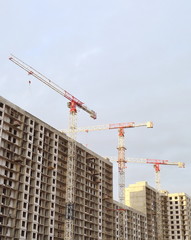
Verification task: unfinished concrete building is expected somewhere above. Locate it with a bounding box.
[160,190,169,239]
[0,96,114,240]
[0,96,149,240]
[1,96,191,240]
[125,182,191,240]
[125,181,160,240]
[112,201,148,240]
[161,192,191,240]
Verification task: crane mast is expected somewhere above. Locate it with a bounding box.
[9,55,97,240]
[116,122,153,204]
[118,128,126,204]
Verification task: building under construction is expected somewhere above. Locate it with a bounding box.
[0,96,148,240]
[125,181,159,239]
[160,191,191,239]
[0,96,191,240]
[125,181,191,240]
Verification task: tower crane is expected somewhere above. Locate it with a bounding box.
[62,121,153,204]
[114,158,185,191]
[9,55,97,240]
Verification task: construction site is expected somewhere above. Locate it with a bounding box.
[0,56,191,240]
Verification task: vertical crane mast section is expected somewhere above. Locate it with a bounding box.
[9,55,97,240]
[118,128,126,204]
[64,111,77,240]
[116,122,153,204]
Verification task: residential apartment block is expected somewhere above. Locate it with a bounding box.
[0,97,152,240]
[125,182,191,240]
[112,201,148,240]
[161,192,191,240]
[0,96,114,240]
[0,96,191,240]
[125,181,159,239]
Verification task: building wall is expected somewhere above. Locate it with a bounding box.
[125,181,159,240]
[1,96,191,240]
[0,96,114,240]
[113,201,148,240]
[167,193,191,240]
[160,191,169,239]
[125,183,191,240]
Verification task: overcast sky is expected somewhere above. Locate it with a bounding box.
[1,0,191,200]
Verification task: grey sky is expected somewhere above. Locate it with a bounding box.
[1,0,191,200]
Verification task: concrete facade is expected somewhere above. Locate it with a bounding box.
[0,96,114,240]
[1,96,191,240]
[0,96,152,240]
[161,192,191,240]
[125,182,191,240]
[125,181,159,240]
[112,201,148,240]
[0,97,151,240]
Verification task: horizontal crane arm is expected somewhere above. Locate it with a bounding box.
[61,121,153,133]
[61,124,110,133]
[105,157,185,168]
[9,55,97,119]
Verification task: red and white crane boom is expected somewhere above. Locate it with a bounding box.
[126,158,185,191]
[9,55,97,119]
[62,121,153,133]
[9,55,97,240]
